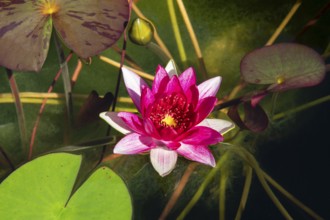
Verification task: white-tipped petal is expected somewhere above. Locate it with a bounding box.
[198,76,222,99]
[150,147,178,177]
[122,67,148,111]
[198,119,235,135]
[165,59,178,77]
[99,112,132,134]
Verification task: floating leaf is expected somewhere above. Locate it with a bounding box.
[53,0,129,59]
[0,1,53,71]
[240,43,326,91]
[0,153,132,219]
[228,102,269,132]
[0,0,129,72]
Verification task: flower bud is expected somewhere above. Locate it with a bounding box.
[129,18,154,46]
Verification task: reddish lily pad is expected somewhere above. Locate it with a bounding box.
[228,102,269,132]
[0,0,129,72]
[240,43,326,92]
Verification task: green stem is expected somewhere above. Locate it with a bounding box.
[228,146,293,220]
[273,95,330,120]
[53,32,73,125]
[167,0,188,67]
[234,165,253,220]
[270,92,279,118]
[6,69,28,157]
[219,170,228,220]
[146,42,173,64]
[177,151,230,220]
[263,172,324,220]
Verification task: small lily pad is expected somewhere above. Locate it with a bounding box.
[240,43,326,91]
[0,153,132,219]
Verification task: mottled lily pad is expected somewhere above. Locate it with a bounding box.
[0,153,132,219]
[0,0,129,72]
[240,43,326,91]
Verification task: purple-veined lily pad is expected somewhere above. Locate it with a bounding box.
[0,0,129,72]
[240,43,326,92]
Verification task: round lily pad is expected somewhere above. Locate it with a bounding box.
[0,153,132,219]
[240,43,326,91]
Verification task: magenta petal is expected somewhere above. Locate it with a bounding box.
[152,65,170,94]
[195,97,217,124]
[179,126,223,145]
[99,112,132,134]
[198,76,222,99]
[143,118,161,139]
[150,147,178,177]
[122,67,148,112]
[176,143,216,167]
[179,67,196,92]
[140,86,155,117]
[114,133,153,154]
[118,112,146,135]
[165,75,184,94]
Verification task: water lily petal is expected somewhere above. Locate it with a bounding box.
[198,119,235,135]
[114,133,153,154]
[176,144,215,167]
[122,67,148,112]
[99,112,132,134]
[195,97,217,124]
[179,67,196,92]
[198,76,222,99]
[152,65,170,94]
[165,60,178,77]
[144,118,161,139]
[165,75,184,94]
[150,147,178,177]
[118,112,146,135]
[140,86,155,117]
[179,126,223,145]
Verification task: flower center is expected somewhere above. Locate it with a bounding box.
[161,114,177,127]
[149,93,194,132]
[40,1,59,15]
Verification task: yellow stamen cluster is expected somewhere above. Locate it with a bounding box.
[161,114,177,127]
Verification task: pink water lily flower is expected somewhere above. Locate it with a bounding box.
[100,60,234,176]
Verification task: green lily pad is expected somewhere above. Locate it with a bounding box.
[0,153,132,219]
[240,43,326,91]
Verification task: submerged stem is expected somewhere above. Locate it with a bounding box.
[219,169,228,220]
[6,69,28,157]
[159,163,198,220]
[176,0,208,78]
[177,152,230,220]
[265,0,302,46]
[146,42,172,64]
[229,146,293,220]
[53,32,73,125]
[234,165,253,220]
[167,0,188,66]
[273,95,330,120]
